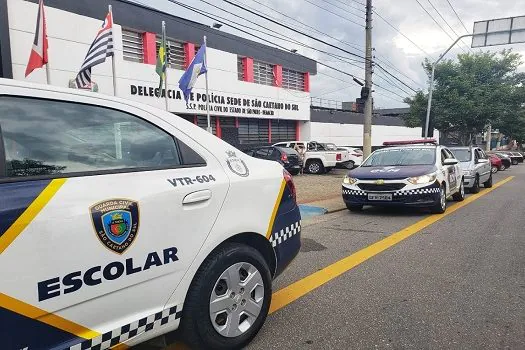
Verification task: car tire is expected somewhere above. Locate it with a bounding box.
[346,161,355,169]
[512,159,518,165]
[431,184,447,214]
[306,160,325,175]
[483,173,493,188]
[499,164,506,171]
[491,166,498,174]
[180,243,272,350]
[346,203,363,212]
[289,169,300,176]
[470,175,480,194]
[452,180,465,201]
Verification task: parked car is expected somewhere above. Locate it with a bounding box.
[337,146,363,168]
[244,146,302,175]
[449,147,492,193]
[488,154,502,173]
[273,141,351,174]
[342,139,465,214]
[488,152,512,170]
[495,151,522,165]
[0,79,301,350]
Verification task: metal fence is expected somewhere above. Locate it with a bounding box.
[310,97,343,110]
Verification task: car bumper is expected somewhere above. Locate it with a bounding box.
[463,175,475,188]
[342,183,441,207]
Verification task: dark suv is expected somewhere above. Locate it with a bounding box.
[244,146,302,175]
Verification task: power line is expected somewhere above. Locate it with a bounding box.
[245,0,364,53]
[322,0,366,18]
[373,10,432,58]
[414,0,467,53]
[426,0,472,52]
[328,0,366,13]
[222,0,418,92]
[301,0,365,26]
[445,0,470,33]
[166,0,410,101]
[373,52,425,89]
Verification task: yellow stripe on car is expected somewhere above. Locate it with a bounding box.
[266,179,287,239]
[0,178,66,254]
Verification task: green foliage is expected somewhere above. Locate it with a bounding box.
[403,50,525,145]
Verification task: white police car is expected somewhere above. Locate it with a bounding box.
[342,140,464,213]
[0,79,301,350]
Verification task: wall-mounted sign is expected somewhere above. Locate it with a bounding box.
[130,84,300,117]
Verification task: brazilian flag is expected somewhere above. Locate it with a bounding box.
[156,25,167,91]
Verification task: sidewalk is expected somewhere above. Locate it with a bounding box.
[294,169,347,214]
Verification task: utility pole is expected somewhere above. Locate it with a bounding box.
[363,0,373,158]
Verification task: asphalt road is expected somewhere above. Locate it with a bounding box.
[244,166,525,349]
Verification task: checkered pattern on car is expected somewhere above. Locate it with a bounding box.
[69,305,182,350]
[342,189,367,196]
[269,221,301,247]
[393,187,440,196]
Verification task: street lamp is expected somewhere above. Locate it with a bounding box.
[424,15,525,139]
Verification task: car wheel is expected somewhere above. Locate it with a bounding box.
[289,169,300,176]
[470,175,480,194]
[306,160,324,175]
[483,173,493,188]
[491,166,498,174]
[180,243,272,350]
[512,159,518,165]
[346,203,363,212]
[499,164,506,171]
[431,184,447,214]
[452,180,465,201]
[346,161,355,169]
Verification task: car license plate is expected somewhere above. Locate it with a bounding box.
[367,193,392,201]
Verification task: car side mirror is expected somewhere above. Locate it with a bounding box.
[443,158,458,165]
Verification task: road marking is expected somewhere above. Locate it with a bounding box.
[269,176,514,314]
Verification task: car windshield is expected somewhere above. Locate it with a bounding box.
[450,149,471,162]
[361,147,436,167]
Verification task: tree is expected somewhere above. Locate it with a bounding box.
[403,50,525,145]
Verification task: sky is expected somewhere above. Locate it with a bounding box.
[130,0,525,109]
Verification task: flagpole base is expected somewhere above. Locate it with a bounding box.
[206,126,213,134]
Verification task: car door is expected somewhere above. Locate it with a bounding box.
[0,92,229,349]
[476,149,491,182]
[441,148,459,195]
[254,147,271,160]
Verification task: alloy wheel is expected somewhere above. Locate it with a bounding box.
[209,262,264,338]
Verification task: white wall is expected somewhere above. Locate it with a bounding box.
[306,122,440,147]
[7,0,310,121]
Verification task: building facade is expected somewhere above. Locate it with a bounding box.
[1,0,316,148]
[0,0,433,149]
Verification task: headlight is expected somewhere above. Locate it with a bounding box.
[407,172,437,185]
[343,176,358,185]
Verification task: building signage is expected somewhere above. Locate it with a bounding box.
[130,84,300,117]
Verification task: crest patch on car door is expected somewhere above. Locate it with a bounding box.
[90,199,140,254]
[226,150,249,177]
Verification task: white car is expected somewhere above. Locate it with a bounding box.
[273,141,350,174]
[0,79,301,350]
[342,140,464,213]
[449,147,492,193]
[337,146,363,168]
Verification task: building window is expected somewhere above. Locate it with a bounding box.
[156,37,185,70]
[122,29,144,63]
[196,116,217,135]
[238,118,269,145]
[271,120,296,143]
[237,56,245,81]
[282,68,305,91]
[253,60,274,86]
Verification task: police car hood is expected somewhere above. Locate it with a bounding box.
[349,165,438,180]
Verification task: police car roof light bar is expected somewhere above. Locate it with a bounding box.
[383,139,438,146]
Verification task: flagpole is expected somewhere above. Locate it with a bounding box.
[45,62,51,85]
[163,21,169,111]
[109,5,117,96]
[203,36,212,133]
